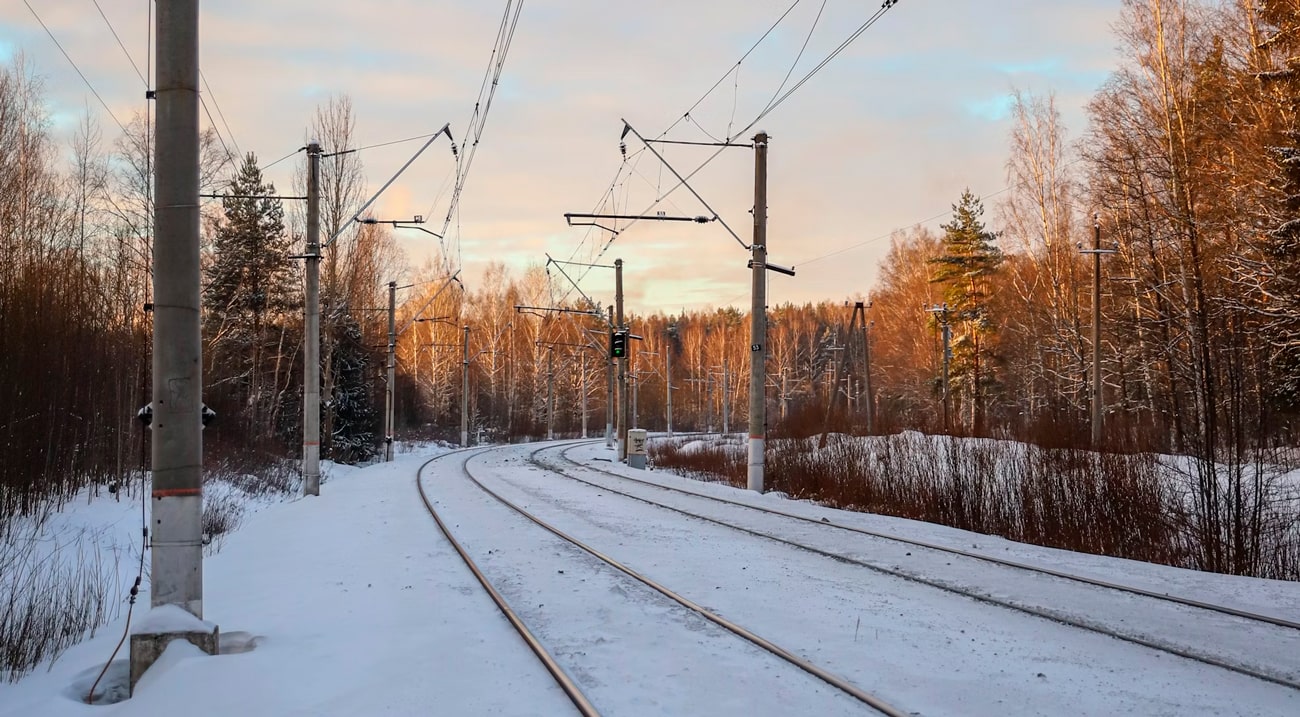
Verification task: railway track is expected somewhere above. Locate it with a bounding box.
[416,444,911,717]
[531,441,1300,691]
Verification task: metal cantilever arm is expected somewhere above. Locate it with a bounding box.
[324,122,452,249]
[621,120,750,250]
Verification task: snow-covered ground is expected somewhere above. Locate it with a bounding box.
[1,439,1298,715]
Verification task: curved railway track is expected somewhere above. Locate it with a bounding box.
[530,441,1300,691]
[416,447,600,717]
[416,443,911,717]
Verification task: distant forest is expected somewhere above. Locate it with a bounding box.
[5,0,1300,558]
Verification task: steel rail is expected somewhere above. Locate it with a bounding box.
[460,443,911,717]
[538,444,1300,691]
[417,448,601,717]
[554,444,1300,632]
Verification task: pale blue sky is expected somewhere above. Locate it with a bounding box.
[2,0,1125,313]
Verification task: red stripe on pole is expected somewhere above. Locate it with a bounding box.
[153,487,201,497]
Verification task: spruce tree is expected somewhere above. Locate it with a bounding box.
[930,190,1003,432]
[205,153,296,434]
[1255,2,1300,408]
[329,313,378,463]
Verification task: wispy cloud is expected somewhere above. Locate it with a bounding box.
[5,0,1129,312]
[964,94,1016,121]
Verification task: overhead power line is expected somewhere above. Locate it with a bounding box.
[580,0,907,281]
[737,0,901,139]
[326,131,448,157]
[23,0,130,136]
[565,0,904,288]
[200,95,238,169]
[661,0,805,141]
[92,0,147,87]
[200,70,242,158]
[429,0,527,273]
[754,0,828,125]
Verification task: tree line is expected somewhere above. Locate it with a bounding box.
[3,1,1299,579]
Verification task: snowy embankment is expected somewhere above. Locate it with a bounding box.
[0,438,1297,715]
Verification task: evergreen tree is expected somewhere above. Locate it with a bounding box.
[1254,1,1300,408]
[205,153,297,435]
[329,313,378,463]
[930,190,1003,432]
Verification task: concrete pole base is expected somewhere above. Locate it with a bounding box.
[129,627,219,694]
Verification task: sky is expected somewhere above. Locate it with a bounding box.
[1,1,1125,313]
[2,439,1299,715]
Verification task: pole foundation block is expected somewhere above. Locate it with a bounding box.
[129,626,219,695]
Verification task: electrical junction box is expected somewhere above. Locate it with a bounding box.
[627,429,648,469]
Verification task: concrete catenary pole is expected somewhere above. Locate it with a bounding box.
[748,131,769,492]
[384,281,396,461]
[615,258,628,462]
[939,305,951,432]
[303,142,322,495]
[507,320,514,435]
[151,0,203,616]
[461,325,470,447]
[547,346,555,440]
[1091,214,1103,446]
[580,350,588,439]
[707,377,714,433]
[863,313,874,434]
[606,306,615,448]
[665,337,674,437]
[722,358,730,435]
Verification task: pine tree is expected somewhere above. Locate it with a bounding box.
[930,190,1003,432]
[205,153,296,434]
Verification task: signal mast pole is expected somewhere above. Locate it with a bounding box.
[615,258,628,461]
